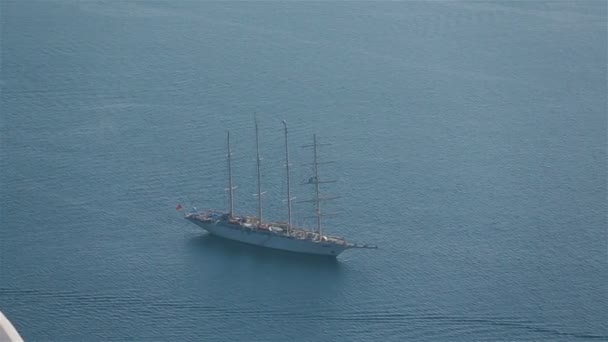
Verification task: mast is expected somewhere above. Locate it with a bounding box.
[300,134,336,239]
[227,130,234,217]
[255,118,263,224]
[282,120,292,232]
[313,134,322,237]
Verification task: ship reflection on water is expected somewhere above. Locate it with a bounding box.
[183,232,350,296]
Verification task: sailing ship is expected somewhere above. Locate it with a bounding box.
[181,120,376,257]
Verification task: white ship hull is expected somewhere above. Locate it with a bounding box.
[189,220,350,257]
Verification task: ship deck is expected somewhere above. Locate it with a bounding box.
[186,210,353,246]
[185,210,377,250]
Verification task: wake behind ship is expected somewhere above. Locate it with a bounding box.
[180,120,376,257]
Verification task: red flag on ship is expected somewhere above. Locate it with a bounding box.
[176,204,183,211]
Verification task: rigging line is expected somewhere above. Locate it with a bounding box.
[313,134,322,237]
[254,117,263,224]
[283,120,293,232]
[227,130,235,217]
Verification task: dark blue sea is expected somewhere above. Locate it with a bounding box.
[1,1,606,341]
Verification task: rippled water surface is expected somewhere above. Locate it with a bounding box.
[1,1,607,341]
